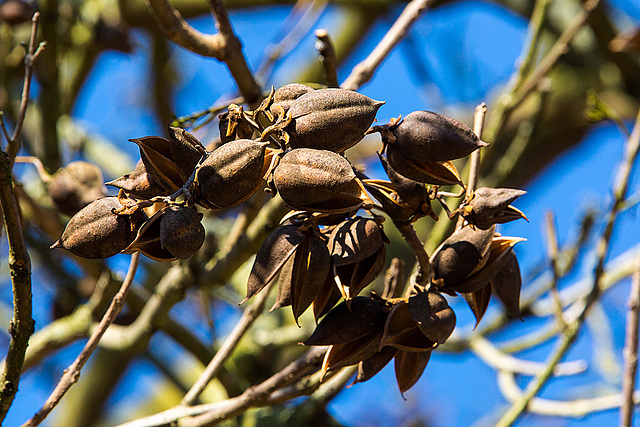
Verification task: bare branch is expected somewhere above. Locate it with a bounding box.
[621,256,640,426]
[22,253,140,427]
[341,0,432,90]
[498,370,640,418]
[456,102,487,229]
[7,13,45,164]
[116,348,326,427]
[182,281,275,405]
[0,12,42,421]
[145,0,262,105]
[315,29,339,87]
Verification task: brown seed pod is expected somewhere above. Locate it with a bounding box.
[380,301,437,352]
[107,161,170,199]
[273,148,367,212]
[269,83,314,116]
[353,346,397,385]
[329,217,385,266]
[304,297,388,346]
[121,208,175,262]
[245,224,306,303]
[490,249,522,317]
[461,187,528,230]
[195,139,276,209]
[52,197,145,259]
[431,225,495,289]
[287,89,384,152]
[275,231,331,323]
[386,144,463,186]
[218,107,255,144]
[381,111,487,162]
[407,292,456,345]
[167,126,206,181]
[159,206,205,259]
[48,161,107,216]
[394,349,431,394]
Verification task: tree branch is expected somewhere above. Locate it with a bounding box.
[621,256,640,426]
[145,0,262,105]
[341,0,432,90]
[0,12,42,422]
[181,281,274,405]
[22,253,140,427]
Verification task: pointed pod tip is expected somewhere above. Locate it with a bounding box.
[50,240,63,250]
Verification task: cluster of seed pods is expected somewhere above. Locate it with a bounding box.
[50,84,527,393]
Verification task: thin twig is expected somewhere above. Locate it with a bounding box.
[256,0,326,82]
[469,335,586,377]
[22,253,140,427]
[145,0,262,105]
[393,220,431,288]
[621,256,640,426]
[7,13,45,164]
[182,281,275,405]
[315,29,339,87]
[545,211,568,329]
[116,348,326,427]
[497,370,640,418]
[341,0,431,90]
[456,102,487,230]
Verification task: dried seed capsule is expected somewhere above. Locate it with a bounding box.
[431,225,495,288]
[269,83,314,116]
[49,161,107,216]
[107,161,170,199]
[386,144,463,186]
[273,148,366,212]
[380,111,487,162]
[461,187,528,229]
[195,139,274,209]
[160,206,205,259]
[287,89,384,152]
[52,197,145,259]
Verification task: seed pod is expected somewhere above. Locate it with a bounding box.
[273,148,367,212]
[380,301,437,352]
[269,83,314,116]
[287,89,384,152]
[122,208,175,262]
[49,161,107,216]
[218,108,255,144]
[305,297,388,345]
[275,231,331,323]
[394,349,431,394]
[407,292,456,345]
[160,206,205,259]
[353,346,397,385]
[431,225,495,289]
[107,161,170,199]
[195,139,276,209]
[167,126,206,181]
[383,111,487,162]
[132,135,200,192]
[245,225,306,303]
[461,187,528,229]
[490,249,522,317]
[386,144,463,186]
[52,197,145,259]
